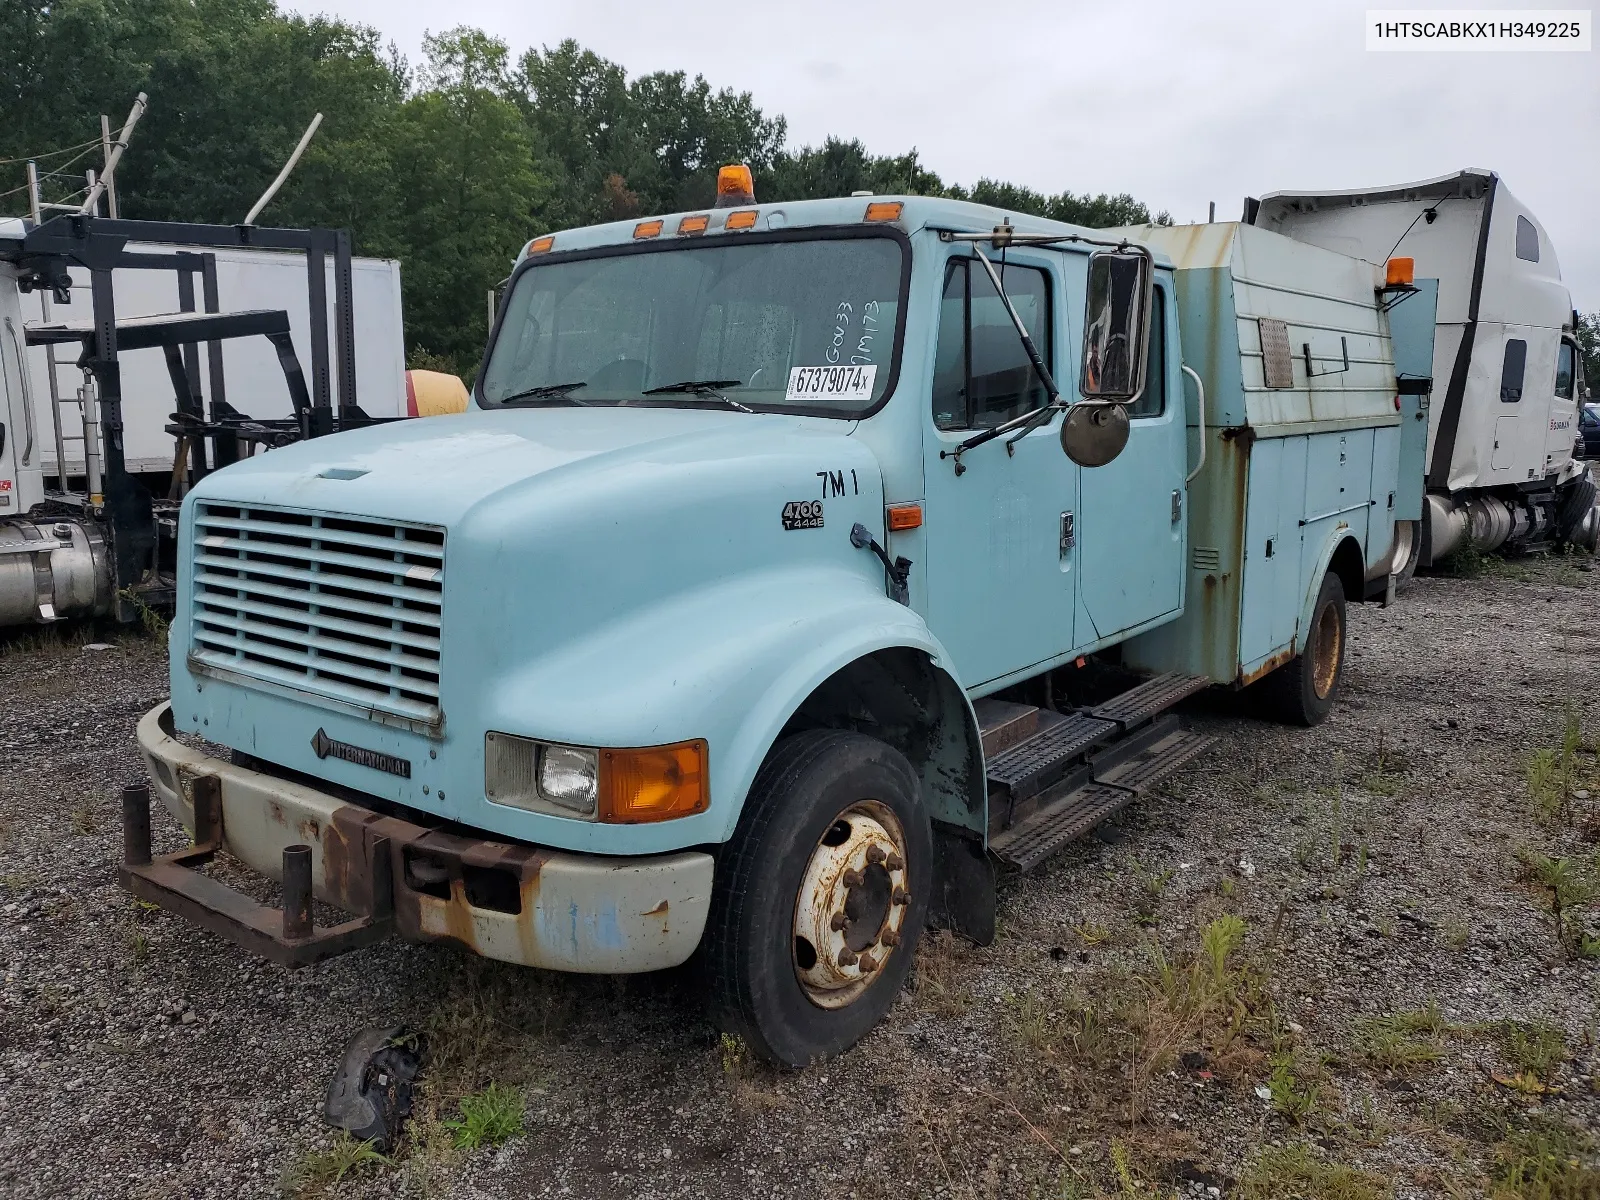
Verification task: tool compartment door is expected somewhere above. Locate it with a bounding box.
[1238,435,1308,672]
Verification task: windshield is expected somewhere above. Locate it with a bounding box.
[480,232,905,418]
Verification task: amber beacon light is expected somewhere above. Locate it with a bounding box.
[1385,257,1415,287]
[715,164,756,208]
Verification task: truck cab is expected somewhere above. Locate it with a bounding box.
[128,179,1412,1066]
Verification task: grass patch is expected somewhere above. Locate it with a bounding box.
[1519,850,1599,959]
[1127,914,1253,1080]
[1488,1020,1569,1083]
[443,1082,524,1150]
[1238,1143,1390,1199]
[912,930,974,1018]
[1357,1002,1454,1071]
[1490,1117,1600,1198]
[1527,707,1584,827]
[282,1133,389,1197]
[1266,1048,1322,1123]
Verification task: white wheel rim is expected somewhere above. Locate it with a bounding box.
[791,800,910,1009]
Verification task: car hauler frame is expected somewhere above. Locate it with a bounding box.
[0,214,390,626]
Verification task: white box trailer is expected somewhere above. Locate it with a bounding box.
[24,243,405,477]
[1248,169,1595,564]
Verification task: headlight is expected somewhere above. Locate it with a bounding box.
[538,745,599,810]
[484,733,597,816]
[484,733,708,823]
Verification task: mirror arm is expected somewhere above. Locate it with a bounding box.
[940,400,1067,474]
[968,247,1061,403]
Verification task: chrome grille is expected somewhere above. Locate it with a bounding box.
[190,503,445,725]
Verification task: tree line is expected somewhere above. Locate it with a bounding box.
[1,0,1167,381]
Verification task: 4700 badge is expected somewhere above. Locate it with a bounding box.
[782,500,825,530]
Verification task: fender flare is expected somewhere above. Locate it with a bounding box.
[1295,526,1363,653]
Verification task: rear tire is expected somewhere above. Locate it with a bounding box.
[703,730,931,1067]
[1261,571,1346,727]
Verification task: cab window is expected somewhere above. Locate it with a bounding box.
[932,260,1052,430]
[1127,284,1167,419]
[1500,339,1527,403]
[1556,341,1576,401]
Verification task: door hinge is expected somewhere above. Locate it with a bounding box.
[1171,489,1182,522]
[1060,512,1075,556]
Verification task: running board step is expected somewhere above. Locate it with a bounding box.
[1087,671,1211,731]
[990,729,1215,872]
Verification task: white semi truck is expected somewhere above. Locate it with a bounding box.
[1248,168,1595,565]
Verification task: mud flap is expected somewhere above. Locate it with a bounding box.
[926,825,995,946]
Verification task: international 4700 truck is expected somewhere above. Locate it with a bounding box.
[121,166,1435,1066]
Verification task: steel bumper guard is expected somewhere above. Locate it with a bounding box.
[125,703,714,972]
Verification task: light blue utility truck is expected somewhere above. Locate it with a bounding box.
[123,168,1433,1066]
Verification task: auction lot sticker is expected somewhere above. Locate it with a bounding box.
[786,364,878,403]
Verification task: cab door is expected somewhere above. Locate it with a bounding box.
[1075,281,1186,640]
[919,248,1078,691]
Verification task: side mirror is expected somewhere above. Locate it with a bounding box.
[1080,248,1153,404]
[1066,247,1152,467]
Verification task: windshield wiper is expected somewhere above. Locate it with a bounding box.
[640,378,753,413]
[496,381,591,405]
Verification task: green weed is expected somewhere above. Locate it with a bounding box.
[444,1081,525,1150]
[282,1133,389,1197]
[1238,1143,1390,1199]
[1267,1049,1321,1123]
[1490,1117,1600,1198]
[1519,851,1599,958]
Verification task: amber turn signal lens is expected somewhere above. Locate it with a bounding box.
[678,214,710,235]
[864,201,903,222]
[717,164,755,198]
[724,209,758,230]
[886,503,923,531]
[634,219,663,239]
[525,236,554,255]
[1385,257,1414,286]
[599,740,709,823]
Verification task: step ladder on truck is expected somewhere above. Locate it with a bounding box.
[118,167,1436,1070]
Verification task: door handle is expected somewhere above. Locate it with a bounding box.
[1060,512,1075,557]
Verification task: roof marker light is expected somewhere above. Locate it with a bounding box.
[634,219,663,239]
[525,236,554,255]
[864,201,903,223]
[678,214,709,235]
[725,209,758,231]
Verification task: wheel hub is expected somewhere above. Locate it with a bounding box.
[792,802,910,1009]
[1311,599,1342,699]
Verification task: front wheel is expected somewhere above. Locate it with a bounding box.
[1260,570,1347,727]
[702,730,931,1067]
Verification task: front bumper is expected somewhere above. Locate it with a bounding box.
[132,703,714,972]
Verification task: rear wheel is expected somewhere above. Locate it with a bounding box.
[703,730,931,1067]
[1261,571,1346,727]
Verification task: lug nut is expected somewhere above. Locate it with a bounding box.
[842,868,863,887]
[857,953,879,973]
[892,887,910,905]
[829,913,848,932]
[880,929,900,946]
[838,948,859,967]
[865,845,886,865]
[886,853,904,871]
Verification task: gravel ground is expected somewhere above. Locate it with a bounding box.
[1,558,1598,1199]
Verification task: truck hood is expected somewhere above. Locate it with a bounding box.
[190,406,857,526]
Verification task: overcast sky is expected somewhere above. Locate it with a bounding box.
[294,0,1598,311]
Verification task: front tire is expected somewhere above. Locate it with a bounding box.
[1261,570,1346,727]
[703,730,932,1067]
